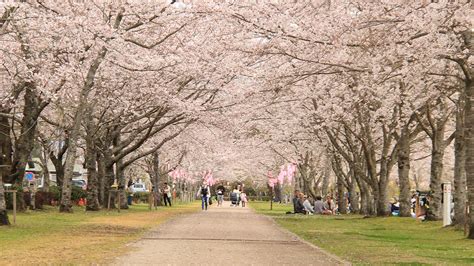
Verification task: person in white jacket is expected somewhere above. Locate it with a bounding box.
[302,195,314,215]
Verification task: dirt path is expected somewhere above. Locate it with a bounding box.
[114,202,347,265]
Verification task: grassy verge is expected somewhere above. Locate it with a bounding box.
[251,201,474,265]
[0,202,199,264]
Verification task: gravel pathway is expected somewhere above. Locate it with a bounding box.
[114,202,348,265]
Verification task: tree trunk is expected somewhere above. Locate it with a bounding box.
[322,158,331,196]
[398,125,412,217]
[348,170,360,214]
[86,149,100,211]
[429,129,446,220]
[359,184,371,216]
[49,132,68,188]
[0,176,9,225]
[103,161,116,209]
[97,154,106,206]
[352,163,371,215]
[59,98,87,213]
[85,112,100,211]
[464,36,474,237]
[337,174,347,214]
[60,48,107,213]
[454,93,467,226]
[456,28,474,239]
[59,132,79,213]
[151,152,162,207]
[274,183,282,203]
[466,86,474,238]
[8,84,41,185]
[362,136,384,216]
[349,181,359,214]
[40,149,50,192]
[294,168,302,192]
[413,173,420,191]
[376,127,396,217]
[0,112,11,225]
[113,131,128,210]
[116,164,128,209]
[377,177,389,216]
[50,149,66,188]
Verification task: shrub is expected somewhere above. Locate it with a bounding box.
[48,186,61,201]
[129,192,150,203]
[34,192,49,209]
[71,186,87,201]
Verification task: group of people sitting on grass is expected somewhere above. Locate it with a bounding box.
[292,190,335,215]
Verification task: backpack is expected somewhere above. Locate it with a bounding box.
[201,187,208,195]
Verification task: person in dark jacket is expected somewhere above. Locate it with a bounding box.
[292,190,305,214]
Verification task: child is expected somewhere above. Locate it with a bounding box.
[240,192,248,207]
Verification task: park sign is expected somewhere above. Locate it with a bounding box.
[25,172,35,182]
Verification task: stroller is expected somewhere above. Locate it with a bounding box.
[230,192,240,206]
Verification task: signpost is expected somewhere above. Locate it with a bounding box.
[107,182,120,213]
[25,172,35,182]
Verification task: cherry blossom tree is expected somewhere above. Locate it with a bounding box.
[0,0,472,237]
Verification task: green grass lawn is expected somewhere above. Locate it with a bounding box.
[251,201,474,265]
[0,202,199,264]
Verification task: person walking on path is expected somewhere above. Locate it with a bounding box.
[163,182,172,207]
[231,187,241,207]
[240,192,248,207]
[216,188,224,206]
[199,183,211,210]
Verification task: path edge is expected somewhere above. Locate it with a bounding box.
[249,205,351,266]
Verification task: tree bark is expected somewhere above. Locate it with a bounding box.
[359,184,371,216]
[51,158,65,188]
[59,127,80,213]
[97,153,106,206]
[398,125,412,217]
[348,175,359,214]
[322,158,330,197]
[463,29,474,238]
[85,109,100,211]
[49,135,68,188]
[416,101,454,221]
[116,164,128,209]
[0,177,8,225]
[103,157,116,209]
[113,132,128,210]
[0,111,11,225]
[466,81,474,237]
[86,149,100,211]
[429,127,447,220]
[39,148,50,192]
[336,174,347,214]
[8,84,43,185]
[60,48,107,213]
[151,152,162,207]
[454,93,467,226]
[376,125,397,217]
